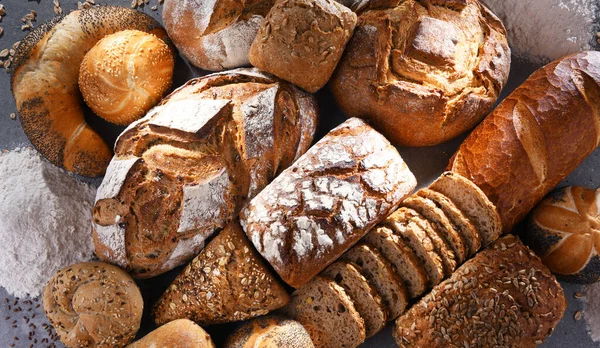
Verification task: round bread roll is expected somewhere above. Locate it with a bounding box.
[330,0,511,147]
[42,262,144,348]
[79,30,175,126]
[11,6,170,177]
[128,319,215,348]
[162,0,274,71]
[525,186,600,284]
[225,316,314,348]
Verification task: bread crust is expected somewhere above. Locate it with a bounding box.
[129,319,215,348]
[448,51,600,232]
[225,315,314,348]
[11,6,169,177]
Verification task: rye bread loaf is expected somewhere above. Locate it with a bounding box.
[225,315,314,348]
[281,276,366,348]
[393,235,566,348]
[153,222,289,326]
[241,117,417,288]
[448,51,600,232]
[92,68,317,278]
[128,319,215,348]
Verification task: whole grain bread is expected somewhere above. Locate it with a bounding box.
[281,276,366,348]
[153,222,290,326]
[225,315,314,348]
[241,117,417,288]
[342,243,408,319]
[393,235,566,348]
[128,319,215,348]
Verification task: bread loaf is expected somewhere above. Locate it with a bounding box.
[153,222,290,326]
[11,6,169,177]
[241,117,417,288]
[163,0,274,71]
[225,316,314,348]
[43,262,143,348]
[393,235,566,347]
[448,51,600,232]
[330,0,510,146]
[92,68,318,278]
[128,319,214,348]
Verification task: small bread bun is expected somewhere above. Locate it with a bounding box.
[225,316,314,348]
[79,30,174,126]
[42,262,144,348]
[525,186,600,284]
[129,319,215,348]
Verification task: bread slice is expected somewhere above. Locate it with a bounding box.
[401,195,467,265]
[282,276,366,348]
[429,172,502,247]
[322,261,387,337]
[400,205,458,276]
[385,207,445,288]
[418,188,481,256]
[342,243,408,320]
[362,226,428,298]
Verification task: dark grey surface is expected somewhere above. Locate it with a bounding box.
[0,0,598,347]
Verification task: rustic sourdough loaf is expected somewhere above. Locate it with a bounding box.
[394,235,566,347]
[448,51,600,232]
[92,68,317,278]
[128,319,215,348]
[11,6,169,177]
[281,276,366,348]
[330,0,510,146]
[225,315,314,348]
[153,222,289,326]
[241,117,416,288]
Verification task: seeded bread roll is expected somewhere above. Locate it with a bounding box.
[153,222,290,326]
[43,262,143,348]
[128,319,215,348]
[330,0,510,146]
[92,68,317,278]
[281,276,366,348]
[241,117,417,288]
[10,6,169,177]
[163,0,274,71]
[225,315,314,348]
[393,235,566,347]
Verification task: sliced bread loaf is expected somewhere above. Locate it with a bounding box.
[362,226,428,298]
[322,261,387,337]
[418,188,481,256]
[282,276,366,348]
[342,243,408,320]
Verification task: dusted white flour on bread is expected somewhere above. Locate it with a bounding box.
[149,99,230,133]
[96,157,140,200]
[240,86,278,159]
[92,222,127,267]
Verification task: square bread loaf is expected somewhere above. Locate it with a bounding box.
[241,117,417,288]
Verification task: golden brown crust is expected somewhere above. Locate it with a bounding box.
[128,319,215,348]
[329,0,510,146]
[11,6,169,177]
[448,51,600,232]
[225,315,314,348]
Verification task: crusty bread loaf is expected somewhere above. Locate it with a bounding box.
[526,186,600,284]
[281,276,366,348]
[153,222,290,326]
[394,235,566,348]
[11,6,169,177]
[163,0,274,71]
[92,68,317,278]
[79,30,175,126]
[330,0,511,146]
[128,319,215,348]
[241,117,417,288]
[448,51,600,232]
[225,315,314,348]
[249,0,357,92]
[43,262,143,348]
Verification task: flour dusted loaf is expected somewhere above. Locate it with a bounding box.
[163,0,274,71]
[449,51,600,232]
[43,262,143,348]
[10,6,169,177]
[92,68,318,278]
[153,222,290,326]
[330,0,510,146]
[249,0,357,92]
[394,235,566,347]
[241,117,417,288]
[128,319,215,348]
[225,315,314,348]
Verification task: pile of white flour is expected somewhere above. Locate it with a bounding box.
[0,148,96,297]
[485,0,599,65]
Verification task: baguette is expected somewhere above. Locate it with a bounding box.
[448,51,600,231]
